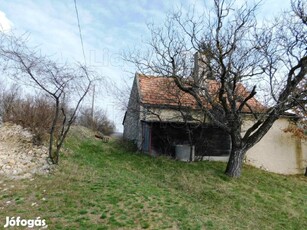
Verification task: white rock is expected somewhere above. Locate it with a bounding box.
[0,123,52,180]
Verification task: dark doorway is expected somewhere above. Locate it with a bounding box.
[148,122,231,158]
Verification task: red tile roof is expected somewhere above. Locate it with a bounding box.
[137,74,266,113]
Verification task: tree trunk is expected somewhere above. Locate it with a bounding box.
[49,98,60,164]
[225,147,246,178]
[53,146,60,164]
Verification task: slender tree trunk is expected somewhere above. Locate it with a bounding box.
[54,123,73,164]
[49,98,60,164]
[225,147,246,177]
[53,145,61,164]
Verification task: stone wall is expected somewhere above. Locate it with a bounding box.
[123,77,142,148]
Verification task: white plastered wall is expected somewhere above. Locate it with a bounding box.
[244,117,307,174]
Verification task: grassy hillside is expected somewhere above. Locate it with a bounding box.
[1,126,306,229]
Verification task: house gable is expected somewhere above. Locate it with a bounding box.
[123,74,142,147]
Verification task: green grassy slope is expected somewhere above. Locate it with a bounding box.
[1,127,306,229]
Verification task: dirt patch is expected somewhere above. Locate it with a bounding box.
[0,122,52,179]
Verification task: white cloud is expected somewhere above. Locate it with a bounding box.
[0,10,12,32]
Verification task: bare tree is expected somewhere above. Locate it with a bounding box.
[125,0,306,177]
[0,33,98,164]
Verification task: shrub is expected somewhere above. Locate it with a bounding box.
[0,88,63,145]
[77,107,115,135]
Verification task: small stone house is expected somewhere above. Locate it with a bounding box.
[123,59,307,175]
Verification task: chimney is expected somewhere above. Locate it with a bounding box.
[193,52,213,85]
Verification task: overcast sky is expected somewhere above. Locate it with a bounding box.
[0,0,292,131]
